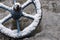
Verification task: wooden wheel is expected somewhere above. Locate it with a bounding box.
[0,0,42,38]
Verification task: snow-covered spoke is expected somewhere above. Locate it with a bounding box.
[0,14,12,24]
[21,0,32,10]
[16,20,20,33]
[0,3,12,12]
[22,12,34,20]
[13,0,16,4]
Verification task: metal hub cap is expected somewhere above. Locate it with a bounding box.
[0,0,42,38]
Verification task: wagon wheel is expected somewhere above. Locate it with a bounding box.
[0,0,42,38]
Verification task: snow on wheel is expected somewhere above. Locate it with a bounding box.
[0,0,42,38]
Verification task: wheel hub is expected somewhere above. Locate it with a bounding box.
[12,3,22,20]
[12,11,22,20]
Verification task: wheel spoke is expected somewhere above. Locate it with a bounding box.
[0,3,12,12]
[32,2,37,13]
[21,0,32,10]
[16,20,20,33]
[13,0,16,4]
[0,14,12,24]
[22,12,34,20]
